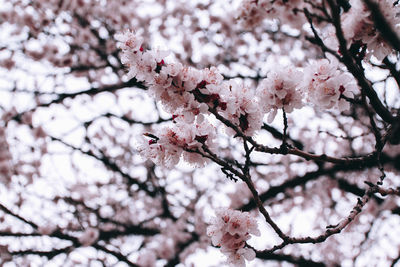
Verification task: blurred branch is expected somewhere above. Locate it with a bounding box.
[7,79,146,125]
[48,135,157,197]
[0,203,38,229]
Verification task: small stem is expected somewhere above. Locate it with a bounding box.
[282,108,288,148]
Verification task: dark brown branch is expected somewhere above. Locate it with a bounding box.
[0,203,38,229]
[391,251,400,267]
[261,123,304,149]
[93,244,139,267]
[256,185,377,253]
[240,154,399,211]
[209,105,376,166]
[255,251,326,266]
[189,144,289,241]
[10,246,74,259]
[103,112,172,126]
[49,135,157,197]
[7,79,146,125]
[383,57,400,91]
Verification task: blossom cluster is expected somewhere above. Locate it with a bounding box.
[320,0,400,61]
[206,209,260,267]
[207,79,264,136]
[238,0,400,61]
[117,31,265,135]
[256,59,357,122]
[117,31,357,168]
[343,0,400,60]
[117,31,267,167]
[302,55,357,111]
[137,118,217,168]
[257,66,304,123]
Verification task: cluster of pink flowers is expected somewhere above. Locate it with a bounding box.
[257,66,304,123]
[207,79,264,136]
[117,30,358,168]
[256,61,357,121]
[207,209,260,267]
[117,31,265,133]
[117,31,270,167]
[117,31,210,121]
[238,0,400,61]
[302,56,358,111]
[137,117,217,168]
[329,0,400,61]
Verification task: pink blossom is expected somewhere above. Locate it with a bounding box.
[180,67,204,91]
[138,119,217,168]
[116,30,143,52]
[333,0,400,61]
[212,80,263,136]
[203,66,224,85]
[207,209,260,267]
[303,56,357,111]
[257,66,304,122]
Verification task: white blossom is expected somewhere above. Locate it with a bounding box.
[116,30,143,52]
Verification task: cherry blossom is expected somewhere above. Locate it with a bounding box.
[1,0,400,266]
[207,209,260,267]
[333,0,400,61]
[118,31,267,138]
[138,118,217,168]
[303,56,357,111]
[257,65,304,122]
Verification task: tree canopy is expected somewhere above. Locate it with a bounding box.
[1,0,400,266]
